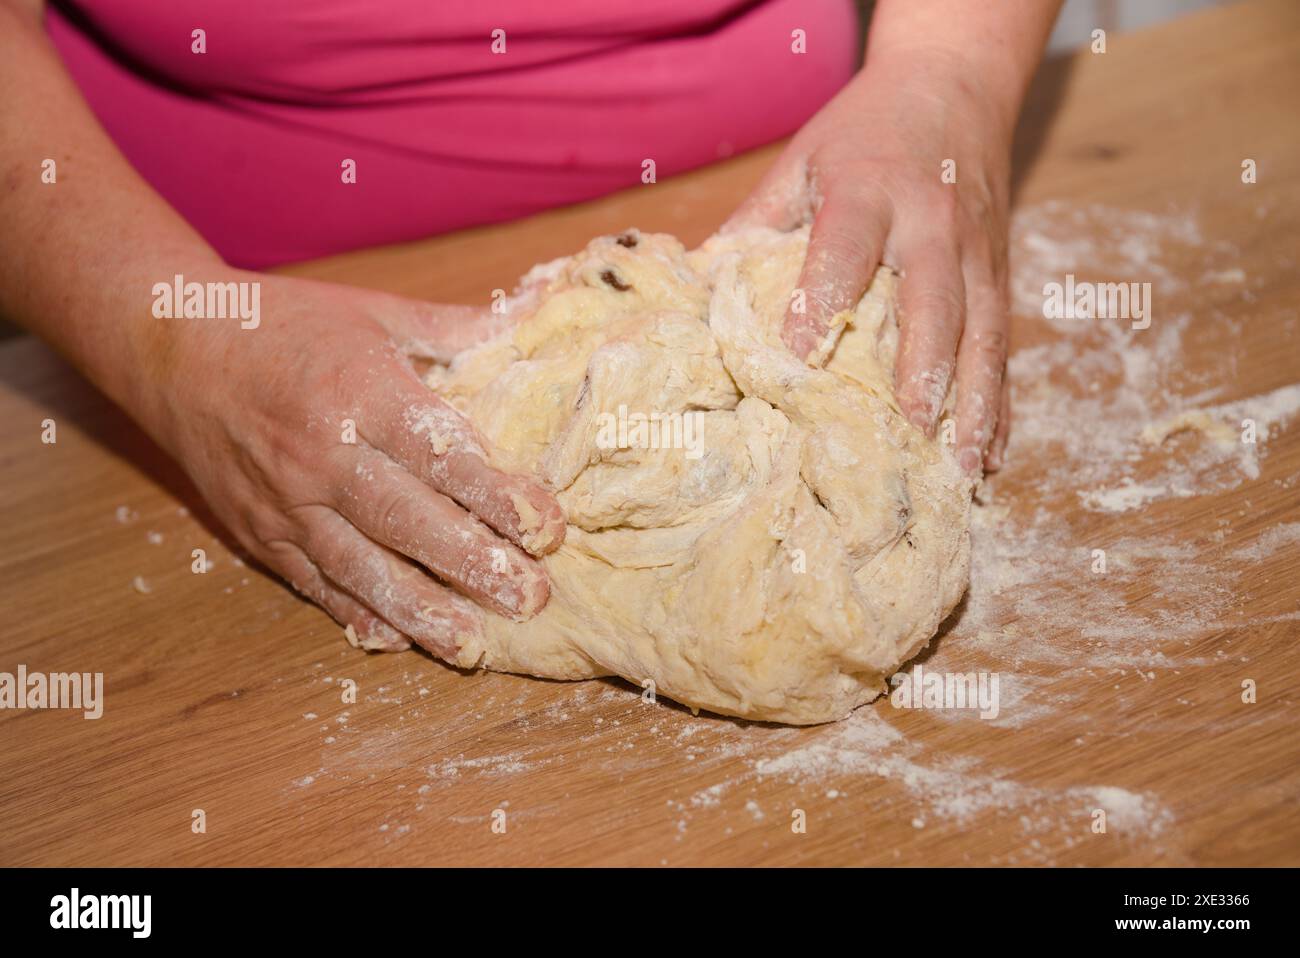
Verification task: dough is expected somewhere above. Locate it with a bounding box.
[425,226,972,724]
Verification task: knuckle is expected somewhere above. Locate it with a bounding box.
[366,484,411,534]
[811,224,870,270]
[904,284,965,326]
[332,538,377,593]
[825,176,883,213]
[972,328,1008,366]
[242,504,291,553]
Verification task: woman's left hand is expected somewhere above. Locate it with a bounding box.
[725,47,1017,475]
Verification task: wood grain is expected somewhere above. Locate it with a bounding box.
[1,0,1297,866]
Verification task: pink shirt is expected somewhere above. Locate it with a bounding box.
[48,1,858,267]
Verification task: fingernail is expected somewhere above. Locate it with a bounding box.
[487,550,549,620]
[412,606,479,662]
[508,566,550,620]
[356,619,410,652]
[511,491,566,555]
[958,447,982,475]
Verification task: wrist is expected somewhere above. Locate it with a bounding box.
[862,1,1059,138]
[77,253,244,456]
[859,44,1022,143]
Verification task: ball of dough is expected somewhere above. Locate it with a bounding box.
[425,226,972,724]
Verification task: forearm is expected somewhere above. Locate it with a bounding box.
[0,1,224,432]
[863,0,1063,135]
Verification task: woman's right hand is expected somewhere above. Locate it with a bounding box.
[2,0,570,656]
[142,270,566,658]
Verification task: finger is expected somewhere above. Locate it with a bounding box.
[782,185,890,363]
[267,539,411,652]
[722,154,807,233]
[363,369,566,556]
[953,263,1008,476]
[320,588,410,652]
[330,596,410,652]
[300,509,483,662]
[892,241,966,435]
[335,448,549,620]
[986,375,1012,472]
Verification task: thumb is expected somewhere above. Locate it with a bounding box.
[722,154,808,234]
[371,295,513,363]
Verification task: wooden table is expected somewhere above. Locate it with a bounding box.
[2,0,1298,866]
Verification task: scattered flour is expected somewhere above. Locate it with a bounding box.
[750,711,1171,834]
[425,751,547,779]
[1228,522,1300,561]
[288,201,1291,863]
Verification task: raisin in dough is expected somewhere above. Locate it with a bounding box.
[423,226,972,724]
